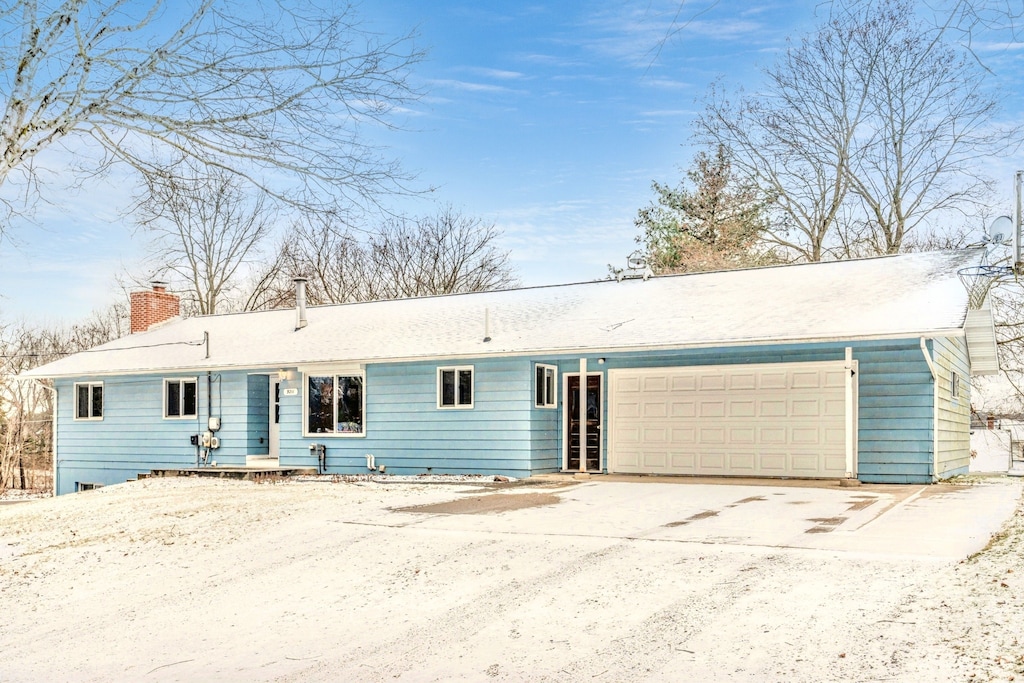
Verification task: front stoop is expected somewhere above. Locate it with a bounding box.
[149,466,317,481]
[245,455,280,468]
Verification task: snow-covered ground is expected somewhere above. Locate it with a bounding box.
[1,476,1023,682]
[972,428,1014,473]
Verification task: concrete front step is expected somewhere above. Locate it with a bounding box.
[245,455,280,468]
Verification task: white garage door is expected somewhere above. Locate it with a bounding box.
[608,362,850,478]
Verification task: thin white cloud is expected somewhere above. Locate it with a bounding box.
[429,78,518,94]
[462,67,529,80]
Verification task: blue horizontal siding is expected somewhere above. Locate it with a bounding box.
[55,337,949,492]
[278,357,536,477]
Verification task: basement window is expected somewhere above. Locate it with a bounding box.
[438,366,473,409]
[76,482,103,492]
[535,364,557,408]
[164,378,198,419]
[74,382,103,420]
[305,374,364,436]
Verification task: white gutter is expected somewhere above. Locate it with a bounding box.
[25,329,970,380]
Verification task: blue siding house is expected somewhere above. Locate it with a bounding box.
[24,250,998,494]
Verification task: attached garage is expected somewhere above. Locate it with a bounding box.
[608,361,855,478]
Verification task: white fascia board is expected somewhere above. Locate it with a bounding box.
[22,328,968,379]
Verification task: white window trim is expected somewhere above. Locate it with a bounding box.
[437,365,474,409]
[535,364,557,409]
[73,381,104,421]
[163,377,199,420]
[76,482,103,492]
[302,371,367,438]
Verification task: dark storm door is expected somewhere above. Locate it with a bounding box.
[565,374,602,472]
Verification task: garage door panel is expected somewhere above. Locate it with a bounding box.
[643,376,668,392]
[610,361,850,478]
[699,452,725,470]
[670,427,696,444]
[729,373,756,390]
[642,401,667,418]
[671,401,696,417]
[670,451,697,469]
[791,399,822,417]
[700,375,726,391]
[728,400,756,418]
[760,400,787,417]
[791,371,822,389]
[728,452,756,471]
[729,427,755,443]
[700,401,725,418]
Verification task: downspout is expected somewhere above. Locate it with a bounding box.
[921,337,939,481]
[844,347,855,479]
[33,380,57,496]
[206,371,213,466]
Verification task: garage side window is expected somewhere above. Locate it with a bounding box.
[438,366,473,408]
[535,364,557,408]
[74,382,103,420]
[306,374,365,435]
[164,378,198,418]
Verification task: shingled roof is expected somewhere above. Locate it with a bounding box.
[23,249,986,378]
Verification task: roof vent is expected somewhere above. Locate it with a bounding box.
[614,251,653,282]
[294,276,308,331]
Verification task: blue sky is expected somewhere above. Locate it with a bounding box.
[0,0,1020,325]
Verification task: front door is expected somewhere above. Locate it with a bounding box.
[565,374,602,472]
[269,380,281,458]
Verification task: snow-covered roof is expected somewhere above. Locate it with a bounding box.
[24,249,984,378]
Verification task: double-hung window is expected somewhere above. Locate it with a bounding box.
[438,366,473,408]
[164,378,198,419]
[74,382,103,420]
[306,374,365,436]
[535,364,557,408]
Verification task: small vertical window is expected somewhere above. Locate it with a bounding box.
[438,366,474,408]
[951,371,960,400]
[164,378,198,418]
[74,382,103,420]
[535,364,557,408]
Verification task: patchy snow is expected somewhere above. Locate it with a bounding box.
[972,428,1013,473]
[0,475,1022,682]
[25,250,983,378]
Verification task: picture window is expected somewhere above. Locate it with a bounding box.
[306,374,365,436]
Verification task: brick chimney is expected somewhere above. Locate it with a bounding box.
[130,282,181,333]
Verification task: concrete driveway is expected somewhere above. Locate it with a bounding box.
[403,476,1020,562]
[1,475,1021,682]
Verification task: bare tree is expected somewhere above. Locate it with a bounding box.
[364,207,519,299]
[0,303,126,491]
[697,0,1015,260]
[635,145,775,274]
[135,162,276,315]
[0,0,423,237]
[696,16,869,262]
[843,1,1013,254]
[253,206,519,308]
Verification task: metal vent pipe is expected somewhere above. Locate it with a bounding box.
[294,276,308,331]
